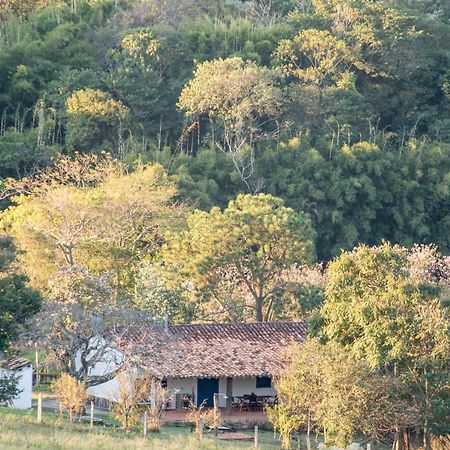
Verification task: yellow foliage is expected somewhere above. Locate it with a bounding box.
[110,371,149,430]
[66,89,129,120]
[52,373,89,422]
[121,30,159,61]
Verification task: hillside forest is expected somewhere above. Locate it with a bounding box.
[0,0,449,447]
[0,0,448,259]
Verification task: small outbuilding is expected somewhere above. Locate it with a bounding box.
[0,357,33,409]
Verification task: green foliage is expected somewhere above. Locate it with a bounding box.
[269,340,418,448]
[0,236,41,353]
[0,0,447,260]
[133,262,193,323]
[162,193,315,322]
[0,154,186,295]
[258,138,450,259]
[275,29,356,85]
[0,373,22,406]
[178,57,282,190]
[319,242,450,438]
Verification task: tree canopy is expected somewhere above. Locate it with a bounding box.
[162,193,315,322]
[317,242,450,443]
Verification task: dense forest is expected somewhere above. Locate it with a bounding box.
[0,0,448,261]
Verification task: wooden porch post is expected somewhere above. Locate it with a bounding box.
[226,377,233,415]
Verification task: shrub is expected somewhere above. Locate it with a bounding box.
[0,373,22,406]
[52,373,89,421]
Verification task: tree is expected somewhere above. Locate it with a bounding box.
[133,262,192,323]
[275,29,356,86]
[178,57,282,192]
[0,236,41,353]
[162,193,315,322]
[319,243,450,448]
[24,265,147,387]
[1,154,186,297]
[0,0,49,19]
[268,340,418,449]
[0,373,22,406]
[65,88,129,153]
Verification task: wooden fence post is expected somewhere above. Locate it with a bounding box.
[143,411,147,437]
[37,393,42,423]
[199,417,204,441]
[213,393,219,437]
[254,425,259,448]
[90,401,94,430]
[35,345,40,386]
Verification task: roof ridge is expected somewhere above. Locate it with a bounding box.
[168,321,307,328]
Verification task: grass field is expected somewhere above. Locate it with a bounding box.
[0,407,393,450]
[0,407,281,450]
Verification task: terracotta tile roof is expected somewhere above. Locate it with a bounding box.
[0,358,31,371]
[127,322,306,379]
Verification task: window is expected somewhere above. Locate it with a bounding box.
[256,376,271,388]
[161,378,168,388]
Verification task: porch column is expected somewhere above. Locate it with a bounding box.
[226,377,233,415]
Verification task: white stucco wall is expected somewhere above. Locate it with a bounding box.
[83,346,125,400]
[166,377,197,408]
[0,363,33,409]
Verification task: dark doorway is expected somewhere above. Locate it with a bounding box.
[197,378,219,407]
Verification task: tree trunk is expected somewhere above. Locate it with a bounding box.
[394,428,411,450]
[423,369,432,450]
[423,425,431,450]
[255,297,263,322]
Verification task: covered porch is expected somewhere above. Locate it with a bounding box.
[166,375,276,414]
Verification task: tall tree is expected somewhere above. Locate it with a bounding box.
[268,340,418,449]
[23,265,148,387]
[162,193,315,322]
[319,243,450,448]
[178,57,282,192]
[0,154,186,297]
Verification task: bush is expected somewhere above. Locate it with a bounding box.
[52,373,89,421]
[0,373,22,406]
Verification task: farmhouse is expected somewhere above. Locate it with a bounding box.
[89,321,306,411]
[0,358,33,409]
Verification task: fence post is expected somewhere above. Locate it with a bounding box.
[90,401,94,430]
[37,393,42,423]
[143,411,147,437]
[367,444,371,450]
[213,393,219,437]
[199,417,204,441]
[254,425,259,448]
[35,345,40,386]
